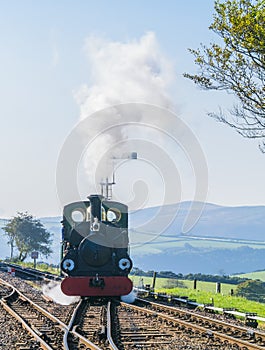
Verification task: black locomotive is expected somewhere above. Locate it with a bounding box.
[60,194,133,296]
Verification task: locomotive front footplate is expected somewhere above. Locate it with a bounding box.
[61,276,133,296]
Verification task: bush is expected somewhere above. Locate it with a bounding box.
[236,280,265,303]
[162,279,187,289]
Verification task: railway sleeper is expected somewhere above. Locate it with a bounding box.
[15,343,31,348]
[121,333,172,339]
[126,326,161,331]
[32,326,53,335]
[122,340,172,347]
[30,325,45,339]
[94,325,107,342]
[256,338,265,346]
[241,332,256,341]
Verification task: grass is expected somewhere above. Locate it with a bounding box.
[7,261,60,275]
[130,275,235,295]
[158,287,265,318]
[6,263,265,321]
[235,271,265,282]
[131,275,265,322]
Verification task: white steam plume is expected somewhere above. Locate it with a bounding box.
[57,31,207,235]
[120,289,137,303]
[74,32,176,195]
[42,281,80,305]
[75,32,174,116]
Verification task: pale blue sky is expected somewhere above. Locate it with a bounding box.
[0,0,265,217]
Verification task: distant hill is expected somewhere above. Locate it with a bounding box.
[129,201,265,274]
[235,270,265,282]
[1,202,265,274]
[130,201,265,241]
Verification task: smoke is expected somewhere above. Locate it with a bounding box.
[73,32,176,196]
[57,32,208,235]
[75,31,174,116]
[120,288,137,303]
[42,281,80,305]
[57,31,208,233]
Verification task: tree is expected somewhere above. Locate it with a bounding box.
[2,219,17,260]
[236,279,265,302]
[184,0,265,150]
[2,212,53,261]
[162,279,186,289]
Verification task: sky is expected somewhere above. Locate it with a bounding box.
[0,0,265,218]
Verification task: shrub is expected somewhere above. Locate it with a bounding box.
[236,280,265,303]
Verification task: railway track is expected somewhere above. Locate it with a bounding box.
[0,281,67,349]
[66,298,110,349]
[0,280,13,298]
[120,298,265,350]
[2,266,265,349]
[0,262,61,282]
[0,276,116,349]
[136,297,265,334]
[0,279,42,349]
[111,301,177,349]
[0,271,76,324]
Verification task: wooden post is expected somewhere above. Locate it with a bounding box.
[193,279,197,290]
[151,271,157,291]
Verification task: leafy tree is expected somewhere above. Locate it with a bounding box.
[2,219,17,260]
[2,212,53,261]
[162,279,187,289]
[236,279,265,302]
[184,0,265,149]
[158,271,178,278]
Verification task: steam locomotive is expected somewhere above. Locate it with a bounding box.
[60,194,133,297]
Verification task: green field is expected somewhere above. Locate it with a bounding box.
[159,288,265,319]
[132,238,265,256]
[130,275,235,295]
[131,275,265,320]
[174,238,265,250]
[3,261,60,275]
[235,271,265,282]
[7,262,265,320]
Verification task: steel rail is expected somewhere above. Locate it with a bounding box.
[1,275,105,350]
[106,301,119,350]
[71,330,104,350]
[1,262,62,282]
[67,299,105,350]
[0,297,54,350]
[121,302,265,350]
[0,277,16,298]
[137,297,265,342]
[1,278,70,349]
[63,298,83,350]
[7,288,67,329]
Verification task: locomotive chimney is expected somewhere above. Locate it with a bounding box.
[88,194,103,224]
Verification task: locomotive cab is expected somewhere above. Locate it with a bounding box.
[60,194,133,297]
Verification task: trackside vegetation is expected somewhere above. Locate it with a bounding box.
[157,287,265,319]
[2,262,265,326]
[236,270,265,282]
[131,274,265,320]
[0,260,59,275]
[132,268,249,284]
[2,212,53,262]
[184,0,265,150]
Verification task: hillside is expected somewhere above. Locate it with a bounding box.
[235,270,265,282]
[1,201,265,274]
[130,201,265,241]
